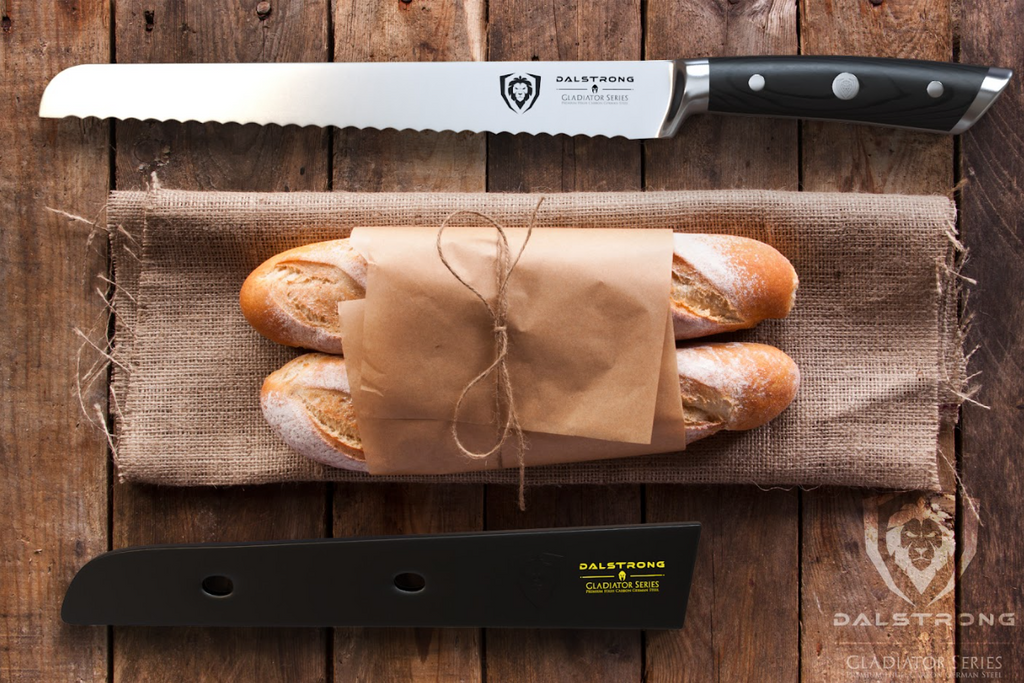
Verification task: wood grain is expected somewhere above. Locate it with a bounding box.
[331,1,486,680]
[8,0,1023,679]
[333,0,486,192]
[646,487,799,682]
[113,1,330,190]
[643,1,800,680]
[959,0,1024,672]
[645,0,798,190]
[484,0,642,679]
[333,484,482,682]
[111,485,328,682]
[800,1,956,680]
[111,1,331,680]
[485,486,642,682]
[487,0,642,192]
[0,2,111,680]
[800,0,953,194]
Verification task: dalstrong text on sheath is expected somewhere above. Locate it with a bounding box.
[579,561,667,571]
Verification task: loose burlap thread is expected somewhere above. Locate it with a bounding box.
[104,189,965,490]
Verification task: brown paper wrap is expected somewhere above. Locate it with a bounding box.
[338,226,684,474]
[104,189,965,490]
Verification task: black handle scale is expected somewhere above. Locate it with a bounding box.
[708,56,991,132]
[62,523,701,629]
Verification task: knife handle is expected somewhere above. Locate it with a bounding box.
[704,56,1011,134]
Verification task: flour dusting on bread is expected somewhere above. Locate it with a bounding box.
[240,239,367,354]
[261,343,800,470]
[676,342,800,431]
[260,353,367,471]
[669,234,798,340]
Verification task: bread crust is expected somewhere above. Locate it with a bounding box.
[676,342,800,433]
[670,234,798,339]
[262,343,799,471]
[260,353,368,472]
[241,235,798,353]
[240,241,366,355]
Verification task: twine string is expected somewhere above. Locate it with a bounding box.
[435,199,545,508]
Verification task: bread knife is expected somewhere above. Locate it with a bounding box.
[62,523,701,629]
[40,57,1011,138]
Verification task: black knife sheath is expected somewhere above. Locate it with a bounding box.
[62,523,700,629]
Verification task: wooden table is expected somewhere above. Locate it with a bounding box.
[3,1,1021,680]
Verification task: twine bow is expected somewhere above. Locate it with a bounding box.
[435,198,544,509]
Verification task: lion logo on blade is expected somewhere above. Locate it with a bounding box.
[500,73,542,113]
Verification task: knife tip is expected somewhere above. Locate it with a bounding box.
[39,65,86,119]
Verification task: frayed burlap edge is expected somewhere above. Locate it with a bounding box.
[76,188,973,491]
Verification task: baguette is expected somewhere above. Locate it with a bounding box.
[260,342,800,472]
[240,234,798,354]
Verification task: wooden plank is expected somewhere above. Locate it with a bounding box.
[333,0,486,192]
[800,1,956,681]
[113,1,330,190]
[487,0,642,192]
[959,0,1024,672]
[645,0,799,191]
[645,487,799,682]
[484,486,642,682]
[643,1,800,680]
[330,1,486,681]
[111,2,331,680]
[111,486,328,682]
[0,1,111,680]
[333,484,482,682]
[484,0,642,680]
[800,1,952,194]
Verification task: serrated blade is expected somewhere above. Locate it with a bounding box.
[40,61,677,139]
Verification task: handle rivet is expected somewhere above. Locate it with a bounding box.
[747,74,765,92]
[927,80,944,98]
[832,72,860,100]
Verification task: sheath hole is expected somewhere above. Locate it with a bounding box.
[202,575,234,597]
[394,572,426,593]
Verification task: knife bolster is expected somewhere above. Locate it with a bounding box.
[658,59,710,138]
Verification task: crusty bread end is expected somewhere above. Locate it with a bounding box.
[671,234,798,339]
[260,353,367,472]
[240,241,366,355]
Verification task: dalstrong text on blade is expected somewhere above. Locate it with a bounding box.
[555,75,636,83]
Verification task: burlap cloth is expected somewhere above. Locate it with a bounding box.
[105,190,963,489]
